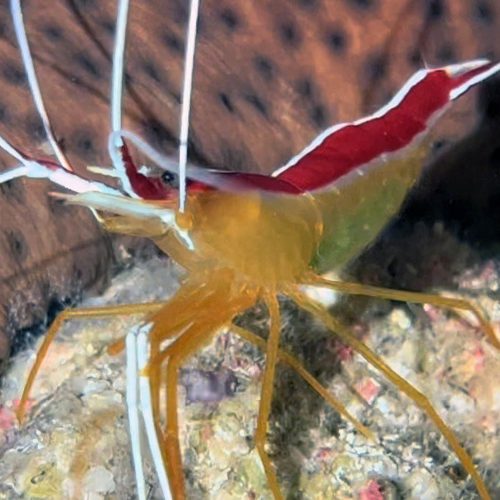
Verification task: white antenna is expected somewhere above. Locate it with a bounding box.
[108,0,135,196]
[10,0,73,172]
[178,0,201,212]
[111,0,130,134]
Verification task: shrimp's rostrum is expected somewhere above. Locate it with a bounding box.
[1,1,500,499]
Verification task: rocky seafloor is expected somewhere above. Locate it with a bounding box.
[0,225,499,499]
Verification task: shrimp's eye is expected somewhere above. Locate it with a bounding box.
[161,171,179,188]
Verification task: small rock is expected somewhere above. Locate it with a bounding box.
[83,466,115,494]
[354,377,381,405]
[405,469,440,500]
[390,308,412,330]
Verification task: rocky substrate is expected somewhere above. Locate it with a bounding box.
[0,238,499,499]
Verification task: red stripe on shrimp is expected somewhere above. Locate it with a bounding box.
[272,60,500,192]
[117,61,500,199]
[120,142,171,200]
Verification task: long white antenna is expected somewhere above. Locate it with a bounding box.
[111,0,130,133]
[108,0,135,196]
[178,0,201,212]
[10,0,73,172]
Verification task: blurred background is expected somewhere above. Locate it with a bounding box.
[0,0,500,362]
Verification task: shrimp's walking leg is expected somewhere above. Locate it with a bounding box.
[160,319,224,499]
[16,302,164,423]
[254,294,284,500]
[230,325,373,440]
[305,274,500,349]
[154,288,255,498]
[290,287,491,500]
[122,289,216,500]
[147,278,234,433]
[125,323,173,500]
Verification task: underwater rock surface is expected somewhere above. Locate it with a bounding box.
[0,242,499,499]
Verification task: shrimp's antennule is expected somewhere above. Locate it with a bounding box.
[108,0,136,197]
[10,0,73,172]
[178,0,201,212]
[111,0,129,135]
[0,1,123,197]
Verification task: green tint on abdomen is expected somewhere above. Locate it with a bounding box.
[311,147,427,274]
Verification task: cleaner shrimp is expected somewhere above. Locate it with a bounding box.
[1,0,500,498]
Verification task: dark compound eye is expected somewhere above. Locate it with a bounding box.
[161,171,179,188]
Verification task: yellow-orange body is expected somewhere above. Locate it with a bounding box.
[105,147,425,287]
[161,192,321,286]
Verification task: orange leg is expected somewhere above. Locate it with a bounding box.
[107,273,231,360]
[16,301,165,423]
[148,278,217,345]
[144,277,232,439]
[149,311,375,500]
[304,273,500,349]
[254,294,284,500]
[290,286,491,500]
[154,288,256,498]
[161,321,220,499]
[230,324,373,440]
[147,278,236,438]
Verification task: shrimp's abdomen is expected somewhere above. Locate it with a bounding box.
[311,147,426,273]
